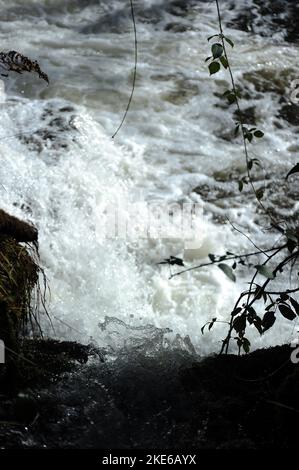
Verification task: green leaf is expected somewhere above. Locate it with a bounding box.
[252,158,261,167]
[289,297,299,315]
[253,317,263,335]
[286,162,299,180]
[208,253,216,262]
[262,311,276,332]
[231,307,242,317]
[224,36,234,48]
[242,337,251,353]
[208,318,217,330]
[209,61,220,75]
[287,239,297,253]
[233,314,246,333]
[255,265,275,279]
[256,188,264,200]
[220,56,228,69]
[238,180,243,192]
[246,307,257,327]
[212,43,224,58]
[254,285,263,300]
[205,56,212,62]
[218,263,236,282]
[227,93,237,104]
[245,132,253,142]
[278,304,296,321]
[265,302,275,311]
[254,130,264,138]
[208,34,219,42]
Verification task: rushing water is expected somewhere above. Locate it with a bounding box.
[0,0,298,354]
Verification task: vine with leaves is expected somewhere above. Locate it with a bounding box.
[160,0,299,354]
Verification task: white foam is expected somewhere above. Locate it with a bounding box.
[0,0,297,354]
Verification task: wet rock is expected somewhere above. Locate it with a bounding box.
[164,22,190,33]
[0,219,40,395]
[13,393,39,424]
[20,103,78,155]
[242,69,296,96]
[192,174,253,218]
[277,102,299,126]
[0,209,37,242]
[79,12,131,34]
[166,0,202,18]
[228,10,256,34]
[233,106,256,126]
[0,338,104,397]
[226,0,299,43]
[161,78,199,105]
[167,0,190,17]
[192,166,299,228]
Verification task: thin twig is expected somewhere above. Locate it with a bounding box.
[265,400,299,414]
[226,217,270,256]
[112,0,137,138]
[169,245,286,279]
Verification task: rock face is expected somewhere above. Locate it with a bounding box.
[227,0,299,44]
[0,209,37,243]
[0,210,39,392]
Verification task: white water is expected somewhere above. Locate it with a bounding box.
[0,0,298,354]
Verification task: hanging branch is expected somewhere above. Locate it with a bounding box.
[158,0,299,355]
[208,0,278,223]
[112,0,137,139]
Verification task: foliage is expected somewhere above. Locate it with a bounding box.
[0,50,49,84]
[202,0,299,354]
[160,0,299,355]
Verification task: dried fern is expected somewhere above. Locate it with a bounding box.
[0,50,49,84]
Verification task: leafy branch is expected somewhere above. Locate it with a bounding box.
[169,245,287,280]
[159,0,299,355]
[205,0,279,223]
[220,249,299,354]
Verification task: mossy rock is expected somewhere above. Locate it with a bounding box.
[243,68,296,96]
[0,238,38,332]
[0,209,37,242]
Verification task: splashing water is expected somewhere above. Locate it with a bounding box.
[0,0,298,354]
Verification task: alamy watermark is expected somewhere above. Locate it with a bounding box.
[94,198,206,249]
[290,329,299,364]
